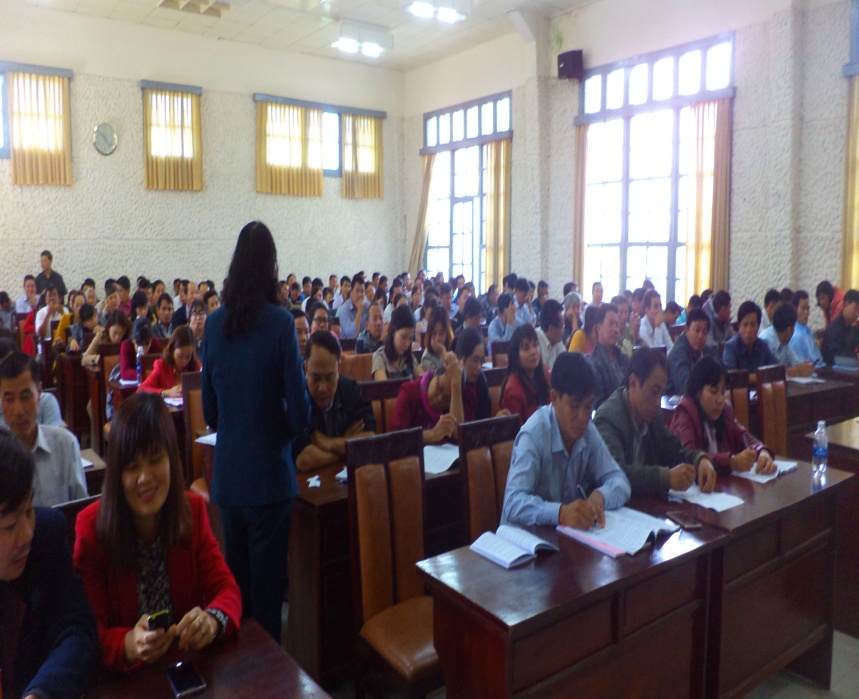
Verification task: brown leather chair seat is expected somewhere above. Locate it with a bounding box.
[359,596,436,681]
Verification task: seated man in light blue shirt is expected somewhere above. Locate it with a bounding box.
[758,302,815,377]
[487,292,522,356]
[502,351,631,529]
[514,277,536,326]
[0,336,62,430]
[788,290,823,366]
[336,274,367,340]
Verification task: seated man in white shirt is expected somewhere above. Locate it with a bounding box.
[514,278,536,326]
[16,275,39,314]
[34,286,67,342]
[0,352,87,507]
[639,289,674,351]
[332,276,351,311]
[536,300,565,371]
[487,293,522,356]
[758,302,815,377]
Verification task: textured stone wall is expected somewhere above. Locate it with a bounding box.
[0,73,406,293]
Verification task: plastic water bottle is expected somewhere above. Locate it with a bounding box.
[812,421,828,476]
[136,346,145,383]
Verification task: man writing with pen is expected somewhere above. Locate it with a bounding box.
[502,352,631,529]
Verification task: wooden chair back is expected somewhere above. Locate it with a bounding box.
[649,345,668,358]
[341,352,373,382]
[491,340,510,368]
[359,378,409,434]
[339,337,357,352]
[458,415,521,542]
[182,371,205,487]
[54,494,100,550]
[141,353,159,378]
[484,367,506,417]
[100,342,122,379]
[725,369,751,428]
[669,324,685,341]
[756,364,787,455]
[346,428,426,627]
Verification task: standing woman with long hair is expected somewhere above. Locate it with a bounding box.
[201,221,309,642]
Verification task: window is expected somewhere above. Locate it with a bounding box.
[422,92,512,291]
[342,113,384,199]
[4,67,74,185]
[141,81,203,191]
[578,35,733,301]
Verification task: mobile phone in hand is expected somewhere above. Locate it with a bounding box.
[148,609,170,632]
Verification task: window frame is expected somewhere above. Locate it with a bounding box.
[421,91,512,291]
[0,72,9,159]
[576,35,734,301]
[253,94,386,178]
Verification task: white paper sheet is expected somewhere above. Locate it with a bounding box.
[668,484,743,512]
[732,459,798,484]
[195,433,217,446]
[423,443,459,474]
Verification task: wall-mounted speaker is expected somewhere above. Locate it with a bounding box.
[558,50,584,81]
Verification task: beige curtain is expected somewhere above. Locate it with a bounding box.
[683,98,732,299]
[843,76,859,288]
[342,113,383,199]
[255,102,323,196]
[485,138,512,287]
[710,98,732,292]
[8,72,73,185]
[143,88,203,191]
[572,124,588,287]
[408,153,436,278]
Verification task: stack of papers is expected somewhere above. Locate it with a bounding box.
[470,525,558,568]
[195,433,217,446]
[557,507,679,558]
[668,485,743,512]
[81,457,94,469]
[733,459,798,484]
[423,443,459,474]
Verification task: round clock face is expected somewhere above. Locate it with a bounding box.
[93,122,117,155]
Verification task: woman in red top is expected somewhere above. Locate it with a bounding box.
[139,326,199,398]
[500,324,551,427]
[73,392,241,671]
[669,356,776,475]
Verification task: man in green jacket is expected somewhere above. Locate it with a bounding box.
[593,347,717,495]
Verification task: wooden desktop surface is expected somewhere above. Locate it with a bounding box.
[803,418,859,638]
[86,619,331,699]
[417,463,851,699]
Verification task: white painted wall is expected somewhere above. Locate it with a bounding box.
[0,1,407,292]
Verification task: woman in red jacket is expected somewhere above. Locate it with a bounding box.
[74,392,241,671]
[500,324,551,428]
[119,318,164,381]
[669,356,776,475]
[139,325,199,398]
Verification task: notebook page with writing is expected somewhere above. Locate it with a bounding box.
[733,459,798,484]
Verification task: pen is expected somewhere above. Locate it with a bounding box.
[577,484,588,501]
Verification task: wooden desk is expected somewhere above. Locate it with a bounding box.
[285,461,464,686]
[417,510,723,698]
[648,462,850,697]
[418,464,851,698]
[803,418,859,637]
[86,619,331,699]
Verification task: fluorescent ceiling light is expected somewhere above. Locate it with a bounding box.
[436,6,463,23]
[332,37,360,53]
[408,1,435,19]
[361,42,383,58]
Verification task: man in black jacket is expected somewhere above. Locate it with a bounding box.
[822,289,859,365]
[294,331,377,471]
[0,430,99,699]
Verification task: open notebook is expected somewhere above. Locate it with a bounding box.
[557,507,679,558]
[470,525,559,569]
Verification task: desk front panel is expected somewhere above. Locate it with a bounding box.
[420,524,718,699]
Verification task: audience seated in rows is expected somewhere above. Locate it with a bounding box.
[336,274,367,340]
[356,304,384,355]
[536,299,565,371]
[372,305,423,380]
[639,290,674,351]
[0,337,63,430]
[722,301,778,372]
[789,290,823,365]
[421,305,453,373]
[703,290,734,347]
[589,303,630,410]
[666,308,713,395]
[487,292,522,355]
[758,303,815,377]
[568,305,598,355]
[139,326,200,398]
[121,318,164,381]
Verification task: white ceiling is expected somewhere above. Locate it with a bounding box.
[24,0,595,72]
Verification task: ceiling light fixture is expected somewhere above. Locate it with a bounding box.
[331,21,393,59]
[407,0,469,24]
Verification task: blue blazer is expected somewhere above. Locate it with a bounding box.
[202,303,310,507]
[5,508,99,698]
